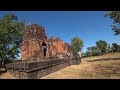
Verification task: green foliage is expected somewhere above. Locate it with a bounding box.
[87,47,92,57]
[85,40,108,57]
[105,11,120,35]
[112,43,120,53]
[87,46,100,57]
[0,13,25,68]
[81,52,86,57]
[106,44,111,53]
[96,40,108,54]
[71,37,83,56]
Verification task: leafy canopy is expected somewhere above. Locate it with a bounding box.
[71,37,83,56]
[0,13,25,66]
[96,40,108,54]
[105,11,120,35]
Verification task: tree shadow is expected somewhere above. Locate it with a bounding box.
[86,57,120,62]
[0,68,7,75]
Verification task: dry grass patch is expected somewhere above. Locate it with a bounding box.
[42,53,120,79]
[1,53,120,79]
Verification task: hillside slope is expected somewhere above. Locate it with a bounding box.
[41,53,120,79]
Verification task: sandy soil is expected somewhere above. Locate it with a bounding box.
[0,68,15,79]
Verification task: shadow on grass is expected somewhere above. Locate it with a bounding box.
[86,57,120,62]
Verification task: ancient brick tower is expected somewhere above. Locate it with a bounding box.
[21,24,48,60]
[21,24,72,60]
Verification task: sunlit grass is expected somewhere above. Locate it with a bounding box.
[42,53,120,79]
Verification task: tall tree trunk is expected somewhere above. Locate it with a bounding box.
[1,59,7,72]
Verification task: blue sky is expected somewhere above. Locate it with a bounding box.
[0,11,120,55]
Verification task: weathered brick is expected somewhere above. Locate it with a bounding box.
[21,24,72,60]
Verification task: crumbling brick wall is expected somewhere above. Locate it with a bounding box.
[21,24,72,60]
[6,58,80,79]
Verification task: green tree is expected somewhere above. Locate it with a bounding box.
[81,52,86,57]
[107,44,110,53]
[87,47,92,57]
[105,11,120,35]
[91,46,100,56]
[84,52,88,57]
[71,37,83,56]
[85,51,89,57]
[87,46,99,57]
[96,40,108,55]
[112,43,120,53]
[0,14,25,71]
[111,45,114,53]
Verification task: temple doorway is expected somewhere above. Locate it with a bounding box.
[42,42,47,57]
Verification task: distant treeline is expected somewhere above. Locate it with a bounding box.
[81,40,120,58]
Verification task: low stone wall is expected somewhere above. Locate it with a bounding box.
[6,58,80,79]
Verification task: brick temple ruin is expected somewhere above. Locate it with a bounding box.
[6,24,80,79]
[21,24,72,60]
